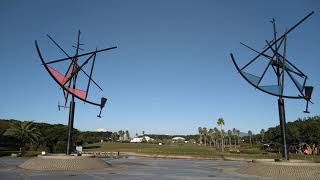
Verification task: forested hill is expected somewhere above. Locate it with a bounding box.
[0,119,112,153]
[264,116,320,144]
[1,115,320,152]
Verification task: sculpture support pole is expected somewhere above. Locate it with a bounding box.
[278,98,289,160]
[66,97,75,155]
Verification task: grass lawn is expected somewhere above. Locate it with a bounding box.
[83,142,320,162]
[85,142,221,157]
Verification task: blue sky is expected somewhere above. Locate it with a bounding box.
[0,0,319,135]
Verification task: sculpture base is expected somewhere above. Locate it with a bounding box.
[252,158,320,166]
[19,154,110,171]
[237,159,320,179]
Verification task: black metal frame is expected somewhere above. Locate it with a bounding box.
[230,12,314,161]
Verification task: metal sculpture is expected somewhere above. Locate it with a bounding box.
[230,12,314,160]
[35,30,117,154]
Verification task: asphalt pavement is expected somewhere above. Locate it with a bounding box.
[0,156,265,180]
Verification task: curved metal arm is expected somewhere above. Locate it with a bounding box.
[35,40,103,107]
[230,53,303,99]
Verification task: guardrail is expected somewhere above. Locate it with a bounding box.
[82,151,120,157]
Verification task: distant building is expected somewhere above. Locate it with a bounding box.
[172,137,186,143]
[130,136,154,143]
[144,136,154,142]
[96,128,107,132]
[130,137,143,143]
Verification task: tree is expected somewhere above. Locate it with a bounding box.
[232,128,237,147]
[125,130,130,140]
[209,128,217,147]
[236,129,240,146]
[221,129,225,146]
[248,130,253,147]
[208,128,213,146]
[217,118,225,152]
[227,130,232,147]
[202,127,208,146]
[118,130,124,141]
[260,129,265,143]
[4,121,41,153]
[111,132,118,141]
[214,127,220,148]
[198,127,203,144]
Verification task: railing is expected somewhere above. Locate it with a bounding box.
[82,151,120,157]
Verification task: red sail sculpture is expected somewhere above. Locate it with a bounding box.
[35,31,117,155]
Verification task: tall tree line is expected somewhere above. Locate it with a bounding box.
[198,118,241,150]
[242,116,320,146]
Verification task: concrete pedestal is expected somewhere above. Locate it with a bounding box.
[19,154,109,171]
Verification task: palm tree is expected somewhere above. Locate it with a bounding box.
[213,127,220,148]
[208,128,213,146]
[248,130,253,147]
[260,129,265,143]
[111,132,119,141]
[236,129,240,147]
[202,127,208,145]
[209,129,217,147]
[232,128,237,147]
[198,127,203,145]
[118,130,124,141]
[217,118,225,152]
[227,130,232,147]
[125,130,130,140]
[4,121,41,154]
[221,129,225,147]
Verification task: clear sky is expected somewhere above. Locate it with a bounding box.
[0,0,319,135]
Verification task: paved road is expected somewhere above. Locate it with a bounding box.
[0,156,265,180]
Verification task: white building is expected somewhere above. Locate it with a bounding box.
[130,136,154,143]
[172,137,186,143]
[96,128,107,132]
[130,137,143,143]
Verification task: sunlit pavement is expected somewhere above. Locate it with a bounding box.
[0,156,265,180]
